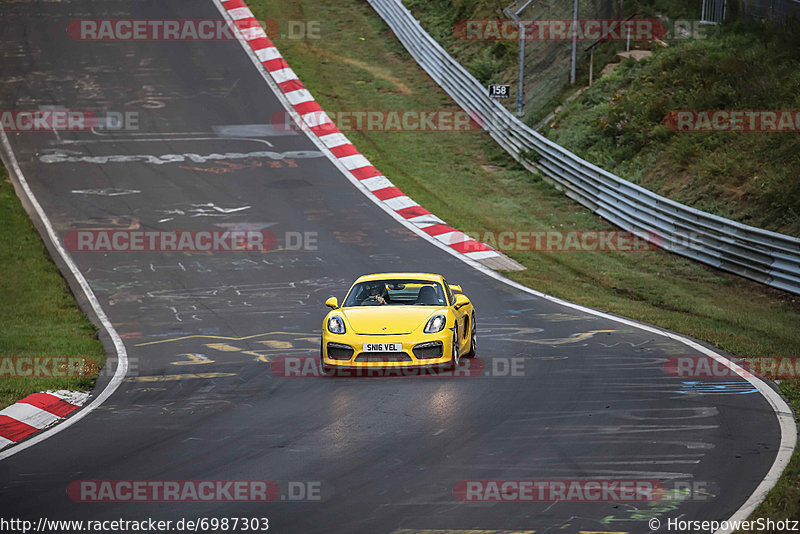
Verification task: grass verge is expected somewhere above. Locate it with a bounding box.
[0,164,106,410]
[250,0,799,525]
[540,23,800,237]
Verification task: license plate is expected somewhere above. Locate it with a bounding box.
[362,342,402,352]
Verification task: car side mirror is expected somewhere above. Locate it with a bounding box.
[325,297,339,309]
[449,284,463,293]
[454,294,470,309]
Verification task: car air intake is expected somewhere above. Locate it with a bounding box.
[413,341,444,359]
[354,353,413,363]
[327,343,354,360]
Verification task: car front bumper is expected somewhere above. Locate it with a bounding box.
[321,330,453,368]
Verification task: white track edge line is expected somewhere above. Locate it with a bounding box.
[214,4,796,529]
[0,130,128,461]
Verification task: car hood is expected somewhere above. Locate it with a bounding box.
[342,307,443,335]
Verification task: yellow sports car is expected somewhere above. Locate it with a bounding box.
[320,273,476,372]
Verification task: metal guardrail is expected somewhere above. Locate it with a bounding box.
[367,0,800,295]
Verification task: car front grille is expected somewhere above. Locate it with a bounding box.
[354,353,412,363]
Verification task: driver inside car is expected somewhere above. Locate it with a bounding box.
[360,282,390,305]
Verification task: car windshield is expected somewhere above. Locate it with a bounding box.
[343,279,447,307]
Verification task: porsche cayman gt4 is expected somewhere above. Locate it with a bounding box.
[320,273,476,371]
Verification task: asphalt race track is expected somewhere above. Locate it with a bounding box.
[0,1,787,533]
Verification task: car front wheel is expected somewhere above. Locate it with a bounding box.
[449,330,460,369]
[465,313,476,357]
[319,341,333,376]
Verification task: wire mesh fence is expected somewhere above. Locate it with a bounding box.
[508,0,618,116]
[737,0,800,22]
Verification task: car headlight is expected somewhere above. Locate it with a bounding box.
[424,314,446,333]
[327,315,346,334]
